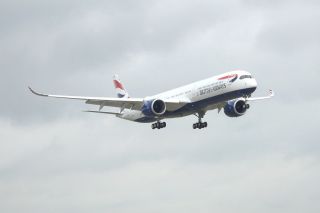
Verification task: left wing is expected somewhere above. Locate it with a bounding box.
[29,87,144,110]
[28,87,189,111]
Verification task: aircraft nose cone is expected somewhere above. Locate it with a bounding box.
[252,79,257,88]
[246,78,257,93]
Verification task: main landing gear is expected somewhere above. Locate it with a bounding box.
[193,112,208,129]
[193,122,207,129]
[151,121,166,129]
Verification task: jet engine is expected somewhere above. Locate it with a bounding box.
[141,99,166,117]
[224,98,249,117]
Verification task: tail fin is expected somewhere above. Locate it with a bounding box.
[113,74,129,98]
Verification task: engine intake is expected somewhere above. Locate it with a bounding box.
[142,99,166,117]
[224,98,248,117]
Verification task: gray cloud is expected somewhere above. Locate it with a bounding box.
[1,0,320,212]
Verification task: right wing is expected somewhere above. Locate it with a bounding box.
[28,87,189,111]
[246,89,274,101]
[205,89,275,114]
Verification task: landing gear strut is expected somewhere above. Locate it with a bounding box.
[151,121,166,129]
[193,112,208,129]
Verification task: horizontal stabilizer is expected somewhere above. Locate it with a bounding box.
[83,110,121,115]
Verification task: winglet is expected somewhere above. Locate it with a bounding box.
[28,86,48,97]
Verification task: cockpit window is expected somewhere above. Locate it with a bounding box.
[240,75,252,80]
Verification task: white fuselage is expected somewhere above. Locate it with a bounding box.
[118,70,257,123]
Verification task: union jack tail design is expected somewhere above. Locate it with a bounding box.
[113,74,129,98]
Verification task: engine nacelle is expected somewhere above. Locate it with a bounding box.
[141,99,166,117]
[224,98,248,117]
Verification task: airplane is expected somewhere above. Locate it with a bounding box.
[29,70,274,130]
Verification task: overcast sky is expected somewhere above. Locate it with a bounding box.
[1,0,320,213]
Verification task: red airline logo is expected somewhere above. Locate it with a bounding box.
[218,74,237,80]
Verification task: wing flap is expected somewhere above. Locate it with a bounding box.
[85,99,143,110]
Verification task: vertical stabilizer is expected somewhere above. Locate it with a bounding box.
[113,74,129,98]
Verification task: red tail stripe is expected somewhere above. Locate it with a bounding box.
[113,80,124,90]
